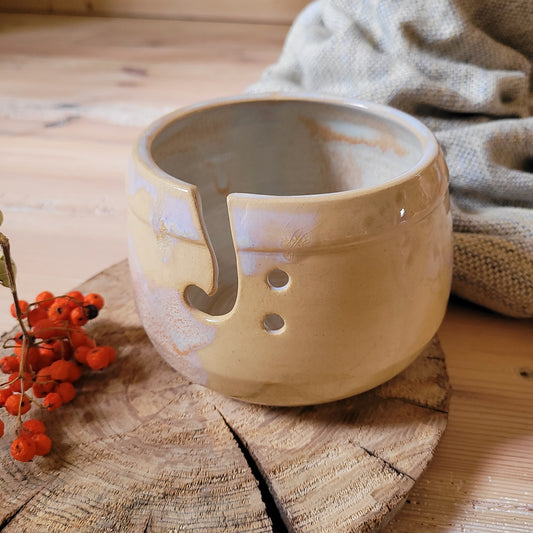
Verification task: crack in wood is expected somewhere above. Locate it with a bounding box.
[359,446,415,482]
[0,492,39,531]
[142,511,153,533]
[380,395,449,414]
[214,408,289,533]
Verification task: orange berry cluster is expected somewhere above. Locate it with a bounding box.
[0,290,115,462]
[10,419,51,462]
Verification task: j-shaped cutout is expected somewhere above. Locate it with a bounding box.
[263,313,285,333]
[185,284,238,316]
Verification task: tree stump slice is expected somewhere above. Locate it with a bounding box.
[0,261,450,532]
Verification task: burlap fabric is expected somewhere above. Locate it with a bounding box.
[249,0,533,317]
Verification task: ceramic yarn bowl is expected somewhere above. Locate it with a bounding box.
[127,94,452,406]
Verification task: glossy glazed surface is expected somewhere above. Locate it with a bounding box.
[127,94,452,405]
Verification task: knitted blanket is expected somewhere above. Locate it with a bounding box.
[249,0,533,317]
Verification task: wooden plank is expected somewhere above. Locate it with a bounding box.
[0,15,290,112]
[0,13,289,331]
[0,13,291,61]
[383,300,533,532]
[0,0,310,24]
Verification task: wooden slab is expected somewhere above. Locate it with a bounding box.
[0,260,450,532]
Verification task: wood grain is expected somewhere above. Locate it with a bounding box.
[0,0,310,24]
[383,300,533,532]
[0,260,449,532]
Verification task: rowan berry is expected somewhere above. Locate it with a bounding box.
[35,291,55,309]
[84,304,99,320]
[22,419,46,435]
[73,345,90,365]
[10,300,28,319]
[43,392,62,411]
[36,366,52,382]
[70,306,88,326]
[0,388,13,407]
[49,360,81,382]
[32,382,48,399]
[86,346,111,370]
[50,339,71,360]
[8,371,33,393]
[49,360,71,382]
[32,368,55,397]
[32,318,65,340]
[36,344,57,370]
[32,433,52,456]
[11,436,36,462]
[4,394,31,415]
[13,343,23,358]
[69,329,96,349]
[13,332,24,345]
[24,346,42,371]
[0,355,19,374]
[101,345,116,364]
[66,361,82,382]
[48,298,71,322]
[38,342,54,356]
[84,293,104,310]
[66,290,84,308]
[0,419,4,438]
[27,306,49,327]
[56,381,76,404]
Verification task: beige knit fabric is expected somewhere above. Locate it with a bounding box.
[249,0,533,317]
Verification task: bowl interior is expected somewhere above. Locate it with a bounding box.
[151,99,424,197]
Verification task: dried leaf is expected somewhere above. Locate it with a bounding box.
[0,255,15,288]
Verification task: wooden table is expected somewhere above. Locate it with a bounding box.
[0,10,532,532]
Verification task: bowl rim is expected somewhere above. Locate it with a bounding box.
[134,92,441,204]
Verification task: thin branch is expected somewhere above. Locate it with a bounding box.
[0,232,33,431]
[0,233,29,338]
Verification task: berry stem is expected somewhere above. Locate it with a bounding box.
[0,233,29,338]
[0,232,33,429]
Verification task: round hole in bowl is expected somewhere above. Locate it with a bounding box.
[267,269,290,290]
[263,313,285,333]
